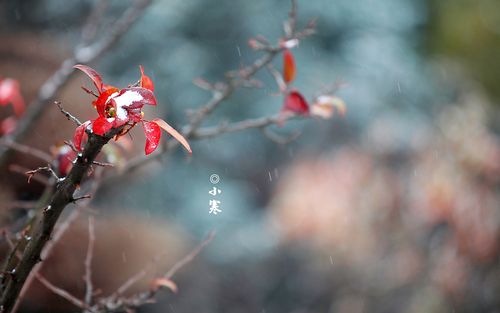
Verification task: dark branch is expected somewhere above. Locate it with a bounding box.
[0,127,122,313]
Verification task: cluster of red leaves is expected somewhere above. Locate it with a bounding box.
[0,77,25,135]
[73,65,191,155]
[280,43,345,119]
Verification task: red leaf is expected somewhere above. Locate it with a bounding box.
[114,87,157,109]
[92,116,113,135]
[73,120,91,151]
[93,87,119,117]
[52,145,77,176]
[283,49,296,84]
[74,64,104,93]
[139,65,155,92]
[142,120,161,155]
[152,118,192,154]
[0,78,25,116]
[102,83,117,92]
[282,90,309,115]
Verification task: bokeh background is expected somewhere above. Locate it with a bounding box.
[1,0,499,312]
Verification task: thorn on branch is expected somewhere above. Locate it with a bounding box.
[25,165,60,184]
[81,86,99,98]
[55,101,82,126]
[92,161,114,168]
[63,140,79,153]
[71,195,92,203]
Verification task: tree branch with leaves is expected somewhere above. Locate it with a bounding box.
[0,1,345,312]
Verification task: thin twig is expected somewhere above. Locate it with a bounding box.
[71,194,92,202]
[92,231,215,313]
[25,165,60,183]
[163,231,215,279]
[113,254,163,297]
[3,201,38,210]
[92,161,114,167]
[84,216,96,305]
[191,113,298,140]
[266,63,287,93]
[35,273,90,310]
[80,0,109,46]
[284,0,298,38]
[8,165,50,186]
[55,101,82,126]
[0,140,52,164]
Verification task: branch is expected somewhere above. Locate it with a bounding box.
[0,0,153,168]
[25,165,60,183]
[9,167,105,313]
[0,128,122,313]
[0,140,52,164]
[55,101,82,126]
[100,1,315,180]
[35,273,90,311]
[92,231,215,313]
[84,216,96,306]
[8,164,50,186]
[191,113,299,140]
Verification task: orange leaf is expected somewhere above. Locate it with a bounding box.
[152,118,192,154]
[151,278,178,293]
[139,65,155,92]
[283,49,296,84]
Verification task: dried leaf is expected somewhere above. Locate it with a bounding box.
[153,118,192,154]
[311,95,346,119]
[151,278,178,293]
